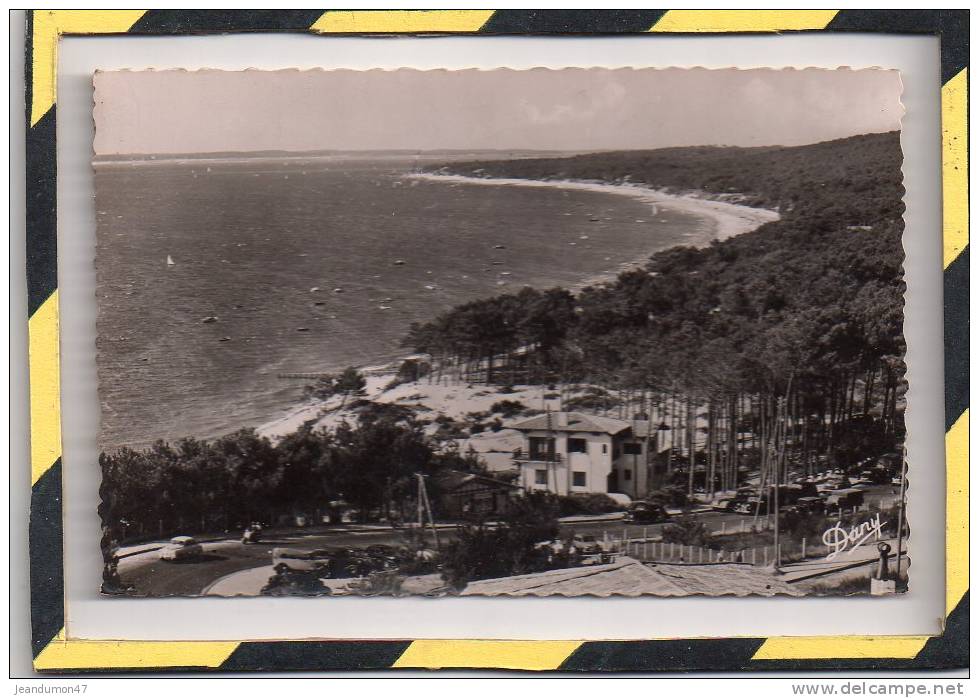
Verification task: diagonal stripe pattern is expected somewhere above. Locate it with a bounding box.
[650,10,839,33]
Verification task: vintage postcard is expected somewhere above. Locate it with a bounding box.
[94,67,907,598]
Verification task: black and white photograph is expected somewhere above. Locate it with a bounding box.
[94,67,908,599]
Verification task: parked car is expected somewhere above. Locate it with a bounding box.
[712,496,737,512]
[862,468,893,485]
[272,547,334,573]
[159,536,204,562]
[570,534,607,555]
[792,482,819,499]
[823,488,865,511]
[733,497,767,515]
[626,501,670,523]
[794,496,826,516]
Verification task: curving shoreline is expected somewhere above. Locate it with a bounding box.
[258,174,780,441]
[408,172,780,244]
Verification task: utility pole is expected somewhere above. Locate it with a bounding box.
[416,473,440,551]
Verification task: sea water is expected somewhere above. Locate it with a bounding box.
[95,156,711,451]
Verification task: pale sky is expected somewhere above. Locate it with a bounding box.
[93,67,903,155]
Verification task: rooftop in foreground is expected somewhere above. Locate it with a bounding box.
[460,557,803,597]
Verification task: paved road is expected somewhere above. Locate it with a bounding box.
[118,528,412,596]
[119,484,899,596]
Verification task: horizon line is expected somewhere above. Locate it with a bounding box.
[93,130,899,161]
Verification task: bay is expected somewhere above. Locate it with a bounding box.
[95,156,711,452]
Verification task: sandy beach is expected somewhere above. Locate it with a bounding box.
[259,176,779,444]
[409,173,780,243]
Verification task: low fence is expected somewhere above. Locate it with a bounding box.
[603,533,776,567]
[594,497,902,567]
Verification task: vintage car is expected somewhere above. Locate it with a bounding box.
[733,497,767,515]
[789,482,819,499]
[794,496,826,515]
[570,534,609,555]
[711,496,737,512]
[861,468,893,485]
[272,547,334,573]
[625,501,671,523]
[823,488,865,511]
[159,536,204,562]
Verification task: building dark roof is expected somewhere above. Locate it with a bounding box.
[507,411,631,435]
[434,469,521,492]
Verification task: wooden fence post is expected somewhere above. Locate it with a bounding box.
[752,548,757,565]
[801,538,807,558]
[763,547,768,565]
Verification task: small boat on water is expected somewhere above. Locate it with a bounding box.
[201,316,218,324]
[393,259,406,265]
[493,244,506,249]
[166,255,175,267]
[219,336,231,342]
[296,327,310,332]
[333,288,344,294]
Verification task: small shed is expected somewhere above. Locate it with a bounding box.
[435,469,521,519]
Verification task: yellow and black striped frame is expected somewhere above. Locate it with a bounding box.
[24,9,968,673]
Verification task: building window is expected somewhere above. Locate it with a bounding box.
[529,437,555,461]
[568,438,588,453]
[534,469,548,485]
[623,469,632,481]
[623,442,642,455]
[601,444,608,455]
[572,471,587,487]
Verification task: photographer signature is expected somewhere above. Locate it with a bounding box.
[822,513,886,561]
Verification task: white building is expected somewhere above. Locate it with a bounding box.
[508,411,666,499]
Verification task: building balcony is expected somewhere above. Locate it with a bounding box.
[512,448,563,464]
